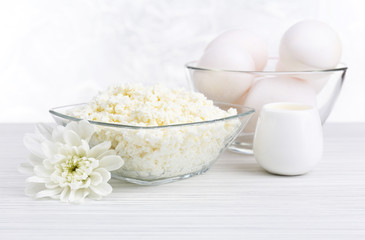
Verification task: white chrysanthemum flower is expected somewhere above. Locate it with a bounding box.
[19,120,124,203]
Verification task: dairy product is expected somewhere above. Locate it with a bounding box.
[68,84,241,180]
[70,84,237,126]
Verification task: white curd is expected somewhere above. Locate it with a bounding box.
[69,84,240,180]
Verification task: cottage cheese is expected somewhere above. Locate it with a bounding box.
[69,84,241,181]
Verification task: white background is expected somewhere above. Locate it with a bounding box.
[1,0,364,122]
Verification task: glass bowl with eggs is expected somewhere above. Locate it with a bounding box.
[186,20,347,154]
[49,84,254,185]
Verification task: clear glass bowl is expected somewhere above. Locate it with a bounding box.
[186,58,347,154]
[49,102,254,185]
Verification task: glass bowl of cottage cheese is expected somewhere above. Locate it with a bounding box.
[49,84,254,185]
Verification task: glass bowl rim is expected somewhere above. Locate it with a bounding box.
[49,102,255,130]
[185,58,347,74]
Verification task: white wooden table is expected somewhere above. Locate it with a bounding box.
[0,123,364,240]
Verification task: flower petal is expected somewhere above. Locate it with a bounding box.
[29,153,43,166]
[87,191,102,200]
[23,134,44,158]
[89,172,102,186]
[72,141,89,156]
[52,125,66,143]
[90,182,112,197]
[97,150,117,159]
[74,189,89,203]
[26,176,48,183]
[34,165,53,177]
[65,120,94,141]
[87,141,111,158]
[35,188,62,199]
[63,130,81,146]
[48,154,65,164]
[66,189,89,203]
[80,140,90,152]
[41,141,59,159]
[64,121,78,132]
[25,182,45,197]
[35,123,54,141]
[49,194,60,200]
[68,189,77,202]
[99,155,124,171]
[43,159,56,169]
[45,181,59,189]
[60,186,71,202]
[73,120,94,141]
[94,168,111,182]
[18,163,34,175]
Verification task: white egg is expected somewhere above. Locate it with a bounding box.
[205,29,268,71]
[277,20,342,92]
[279,20,342,70]
[277,59,331,93]
[242,77,317,132]
[194,45,255,103]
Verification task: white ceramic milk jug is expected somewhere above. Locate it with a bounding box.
[253,102,323,175]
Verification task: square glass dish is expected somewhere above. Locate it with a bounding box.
[50,102,254,185]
